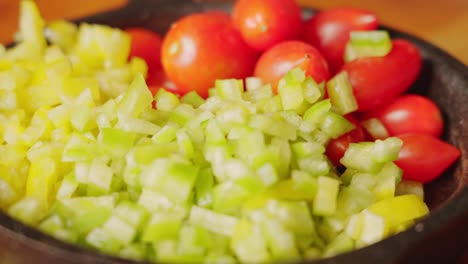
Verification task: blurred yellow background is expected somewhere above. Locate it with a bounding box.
[1,0,467,64]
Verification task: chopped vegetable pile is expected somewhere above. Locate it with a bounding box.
[0,1,460,263]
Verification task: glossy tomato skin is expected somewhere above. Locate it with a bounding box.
[326,114,366,166]
[232,0,302,51]
[145,70,166,86]
[395,134,461,183]
[363,94,444,137]
[342,39,422,112]
[302,8,378,73]
[126,28,164,85]
[161,11,257,97]
[254,40,330,92]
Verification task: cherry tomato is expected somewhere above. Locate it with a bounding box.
[341,39,422,112]
[326,114,366,166]
[395,134,461,183]
[232,0,302,51]
[145,70,166,87]
[161,11,257,97]
[126,28,164,85]
[254,40,330,92]
[302,8,378,73]
[363,94,444,138]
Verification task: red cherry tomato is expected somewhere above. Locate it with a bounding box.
[363,94,444,138]
[395,134,461,183]
[254,40,330,92]
[145,70,166,87]
[126,28,164,85]
[302,8,378,73]
[342,39,422,112]
[232,0,302,51]
[161,11,257,97]
[325,114,366,166]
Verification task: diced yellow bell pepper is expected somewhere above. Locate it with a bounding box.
[21,106,54,146]
[368,194,429,231]
[45,20,78,52]
[17,0,46,49]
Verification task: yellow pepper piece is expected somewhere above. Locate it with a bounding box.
[368,194,429,231]
[26,157,58,207]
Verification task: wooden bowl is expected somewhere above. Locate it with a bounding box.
[0,1,467,263]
